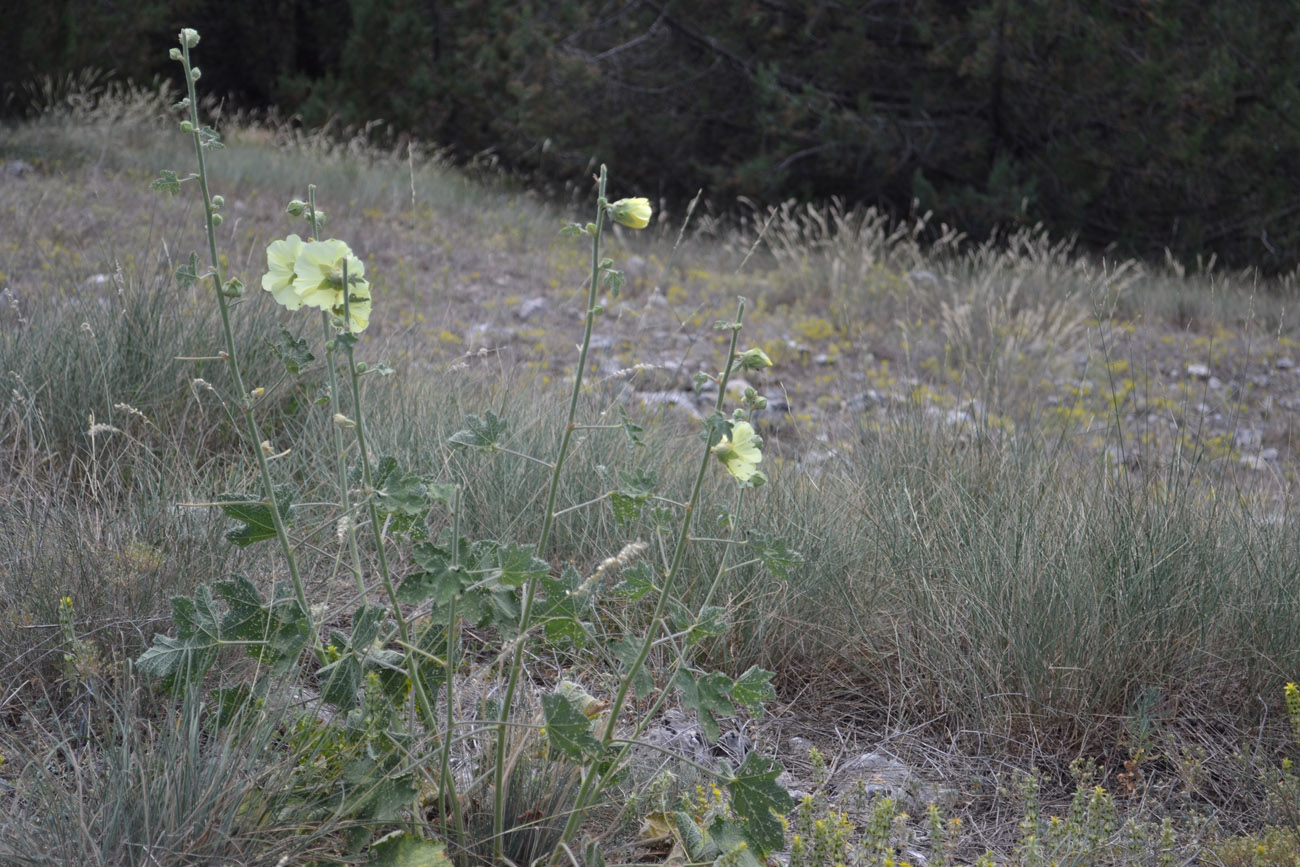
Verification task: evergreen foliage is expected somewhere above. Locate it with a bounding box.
[7,0,1300,270]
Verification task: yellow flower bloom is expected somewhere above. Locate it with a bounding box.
[610,197,652,229]
[292,239,372,332]
[711,420,763,482]
[261,234,305,309]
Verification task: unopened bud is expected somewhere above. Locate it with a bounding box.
[211,195,224,209]
[286,199,307,217]
[735,347,773,371]
[179,28,200,48]
[169,48,183,61]
[333,413,356,429]
[211,212,223,226]
[609,197,652,230]
[190,67,202,81]
[179,120,194,133]
[355,361,368,373]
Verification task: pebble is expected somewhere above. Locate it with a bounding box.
[516,296,549,319]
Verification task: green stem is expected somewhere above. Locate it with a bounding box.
[552,298,748,858]
[336,261,438,734]
[309,190,365,598]
[441,493,469,867]
[178,40,322,662]
[323,310,365,595]
[493,165,611,860]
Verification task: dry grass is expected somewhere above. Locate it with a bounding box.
[3,86,1300,862]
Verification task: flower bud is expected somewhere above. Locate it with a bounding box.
[180,28,200,48]
[211,213,223,226]
[355,361,368,373]
[609,197,652,230]
[211,195,224,209]
[286,199,307,217]
[751,395,768,410]
[333,413,356,430]
[190,67,202,81]
[735,347,773,371]
[179,120,194,133]
[169,48,183,61]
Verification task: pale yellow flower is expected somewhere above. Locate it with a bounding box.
[711,420,763,482]
[292,239,372,332]
[609,197,652,229]
[261,234,305,309]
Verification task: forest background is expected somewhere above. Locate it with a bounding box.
[8,0,1300,274]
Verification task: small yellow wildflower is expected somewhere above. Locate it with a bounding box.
[711,421,763,483]
[609,197,652,229]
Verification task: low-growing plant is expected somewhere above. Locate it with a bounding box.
[131,26,800,864]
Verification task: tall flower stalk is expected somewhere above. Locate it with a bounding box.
[171,30,323,663]
[491,164,617,859]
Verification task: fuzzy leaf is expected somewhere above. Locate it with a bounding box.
[541,692,604,762]
[672,812,707,859]
[608,491,642,527]
[135,585,222,691]
[538,564,587,646]
[725,752,793,854]
[318,654,362,710]
[704,817,766,867]
[135,632,218,692]
[342,757,417,823]
[150,169,182,196]
[213,575,309,673]
[603,268,626,298]
[397,564,460,606]
[375,461,454,518]
[673,668,733,742]
[687,606,729,645]
[746,531,803,580]
[370,834,452,867]
[610,468,656,525]
[218,488,293,547]
[269,327,314,375]
[448,411,508,451]
[492,541,549,587]
[702,411,729,448]
[349,604,386,652]
[610,561,655,601]
[197,126,224,149]
[617,404,644,447]
[729,666,776,715]
[611,635,654,699]
[174,252,201,290]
